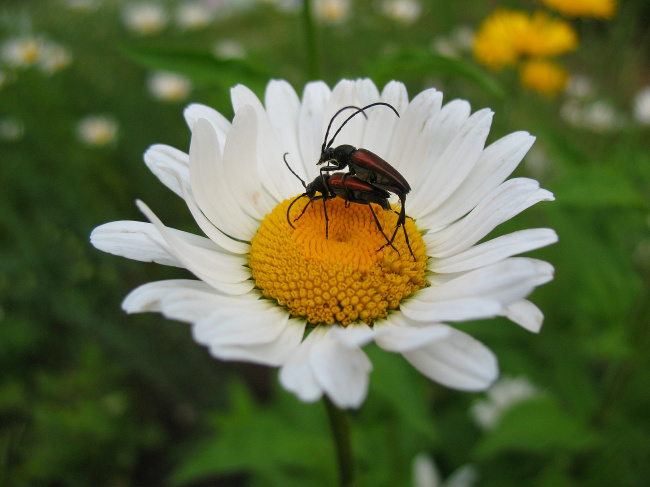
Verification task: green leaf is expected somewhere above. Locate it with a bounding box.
[120,45,270,94]
[172,381,335,487]
[551,165,648,210]
[472,395,599,459]
[364,48,505,99]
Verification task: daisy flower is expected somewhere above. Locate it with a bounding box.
[91,79,557,409]
[147,71,193,102]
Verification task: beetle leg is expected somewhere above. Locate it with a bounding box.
[367,204,399,255]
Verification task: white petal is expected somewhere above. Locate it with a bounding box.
[265,79,308,185]
[324,79,364,148]
[221,104,276,219]
[430,228,558,273]
[329,323,377,347]
[410,108,493,219]
[412,453,441,487]
[400,297,503,323]
[189,118,258,240]
[385,88,443,185]
[184,103,231,149]
[122,279,257,318]
[91,220,224,268]
[210,318,305,367]
[137,200,254,295]
[279,328,326,403]
[381,81,410,113]
[122,279,204,314]
[192,306,289,347]
[310,325,373,409]
[298,81,331,180]
[143,144,190,198]
[422,178,555,256]
[362,81,409,156]
[375,319,451,353]
[503,299,544,333]
[354,78,380,107]
[231,84,295,202]
[425,131,536,229]
[411,258,549,307]
[427,99,472,164]
[180,182,250,254]
[158,285,261,322]
[403,326,498,391]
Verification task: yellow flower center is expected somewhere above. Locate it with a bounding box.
[249,196,429,327]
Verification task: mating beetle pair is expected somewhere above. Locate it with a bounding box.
[285,102,415,258]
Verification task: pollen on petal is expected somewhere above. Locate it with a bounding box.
[249,197,428,327]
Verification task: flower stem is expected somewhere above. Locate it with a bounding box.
[324,396,355,487]
[302,0,321,80]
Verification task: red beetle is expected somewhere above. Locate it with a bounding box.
[317,103,414,257]
[283,154,400,255]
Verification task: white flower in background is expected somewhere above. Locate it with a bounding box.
[412,453,477,487]
[560,99,583,127]
[175,2,215,30]
[314,0,350,23]
[449,25,475,52]
[77,115,119,146]
[213,39,247,59]
[581,100,622,133]
[561,99,623,132]
[633,86,650,125]
[432,25,474,57]
[91,79,557,408]
[471,376,539,429]
[432,36,459,57]
[0,117,25,142]
[381,0,422,24]
[38,42,72,74]
[148,71,193,102]
[565,74,594,100]
[122,3,168,35]
[1,37,43,68]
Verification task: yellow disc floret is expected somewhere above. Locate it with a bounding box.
[249,196,428,327]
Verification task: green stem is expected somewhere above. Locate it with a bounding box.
[302,0,322,80]
[324,396,355,487]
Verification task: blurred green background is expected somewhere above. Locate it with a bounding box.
[1,0,649,486]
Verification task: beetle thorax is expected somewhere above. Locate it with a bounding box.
[321,144,356,168]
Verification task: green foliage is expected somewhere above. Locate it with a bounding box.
[365,47,506,100]
[1,0,650,486]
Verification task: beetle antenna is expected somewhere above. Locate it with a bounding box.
[321,105,366,153]
[283,152,306,189]
[286,193,306,228]
[326,102,400,149]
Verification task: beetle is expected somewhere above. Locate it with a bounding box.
[317,102,414,258]
[283,154,399,254]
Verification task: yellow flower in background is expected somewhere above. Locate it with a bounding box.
[539,0,617,19]
[520,11,577,58]
[519,59,569,97]
[473,9,530,70]
[473,9,577,71]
